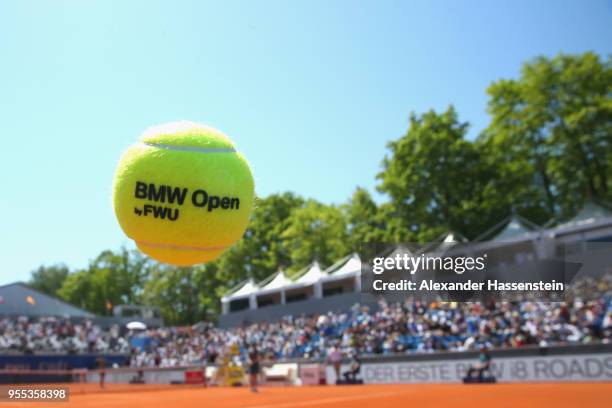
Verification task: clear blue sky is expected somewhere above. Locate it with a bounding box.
[0,0,610,284]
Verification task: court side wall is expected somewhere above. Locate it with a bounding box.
[317,344,612,384]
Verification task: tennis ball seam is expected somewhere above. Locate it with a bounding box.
[142,141,237,154]
[136,240,228,252]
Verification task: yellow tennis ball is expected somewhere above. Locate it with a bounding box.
[112,121,255,265]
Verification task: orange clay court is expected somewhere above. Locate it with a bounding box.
[3,383,611,408]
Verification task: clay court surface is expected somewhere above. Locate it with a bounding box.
[2,383,611,408]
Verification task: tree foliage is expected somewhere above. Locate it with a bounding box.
[482,52,612,220]
[142,264,221,325]
[57,248,153,315]
[28,265,69,297]
[344,187,387,249]
[377,106,495,240]
[282,200,350,273]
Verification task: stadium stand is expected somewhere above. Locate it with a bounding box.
[1,291,610,362]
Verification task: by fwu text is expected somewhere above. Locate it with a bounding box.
[133,181,240,221]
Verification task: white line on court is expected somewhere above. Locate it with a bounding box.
[245,389,415,408]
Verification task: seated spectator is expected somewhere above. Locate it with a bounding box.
[467,344,492,381]
[342,352,361,382]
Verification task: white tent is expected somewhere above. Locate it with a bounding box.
[443,232,465,244]
[281,262,327,299]
[420,231,467,255]
[553,202,612,232]
[292,262,325,286]
[321,253,361,282]
[255,271,293,295]
[220,253,365,313]
[221,279,259,302]
[492,217,534,241]
[220,279,260,313]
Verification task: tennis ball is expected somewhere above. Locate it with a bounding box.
[112,121,255,266]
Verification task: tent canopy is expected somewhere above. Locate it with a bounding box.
[420,231,467,254]
[222,279,259,302]
[554,202,612,231]
[294,262,325,285]
[492,216,535,241]
[322,253,361,282]
[256,271,293,295]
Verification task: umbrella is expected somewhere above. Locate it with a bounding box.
[126,321,147,330]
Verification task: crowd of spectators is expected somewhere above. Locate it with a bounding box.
[1,291,610,367]
[0,316,130,355]
[0,277,609,366]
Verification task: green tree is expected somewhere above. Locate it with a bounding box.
[57,247,153,315]
[28,265,69,297]
[344,187,386,250]
[57,269,93,311]
[87,247,152,305]
[483,52,612,220]
[142,264,221,325]
[282,199,349,272]
[377,106,491,240]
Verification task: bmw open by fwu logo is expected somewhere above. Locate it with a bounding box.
[133,181,241,222]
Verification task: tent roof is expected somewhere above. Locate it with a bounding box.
[256,271,293,294]
[442,232,466,244]
[382,244,419,260]
[322,253,361,281]
[472,212,540,243]
[281,262,327,291]
[554,202,612,231]
[222,279,259,301]
[420,231,467,254]
[492,216,534,241]
[294,262,325,285]
[0,282,95,318]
